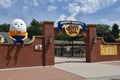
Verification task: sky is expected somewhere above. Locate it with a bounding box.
[0,0,120,27]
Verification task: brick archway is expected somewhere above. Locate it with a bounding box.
[54,24,97,62]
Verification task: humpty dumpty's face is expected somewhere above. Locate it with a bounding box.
[10,19,27,32]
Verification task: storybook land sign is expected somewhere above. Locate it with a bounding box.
[57,21,87,37]
[65,25,80,37]
[100,45,117,55]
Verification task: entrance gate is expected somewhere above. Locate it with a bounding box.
[54,37,85,57]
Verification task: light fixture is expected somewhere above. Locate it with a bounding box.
[48,36,52,44]
[92,37,97,44]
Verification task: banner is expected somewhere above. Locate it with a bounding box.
[57,21,86,31]
[100,45,117,55]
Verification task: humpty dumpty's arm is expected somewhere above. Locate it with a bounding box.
[8,33,16,41]
[22,32,28,40]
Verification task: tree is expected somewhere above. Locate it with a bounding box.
[55,34,70,40]
[111,23,119,39]
[96,24,118,42]
[27,19,42,39]
[55,33,84,41]
[96,24,110,37]
[0,23,10,32]
[103,33,116,43]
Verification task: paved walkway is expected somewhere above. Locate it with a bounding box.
[54,57,120,80]
[0,57,120,80]
[0,66,85,80]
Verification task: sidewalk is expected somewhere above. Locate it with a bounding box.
[0,57,120,80]
[0,66,85,80]
[54,57,120,80]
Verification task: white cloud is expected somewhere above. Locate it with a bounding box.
[33,0,39,6]
[49,0,68,3]
[59,0,118,21]
[49,0,55,3]
[47,5,57,11]
[66,16,76,21]
[58,14,76,21]
[113,0,117,2]
[58,0,68,2]
[0,0,15,9]
[68,3,80,17]
[100,18,120,26]
[22,6,29,13]
[58,14,67,21]
[24,0,40,7]
[73,0,118,14]
[58,3,80,21]
[114,6,120,12]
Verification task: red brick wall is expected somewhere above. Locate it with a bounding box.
[90,38,120,62]
[86,25,120,62]
[0,36,44,68]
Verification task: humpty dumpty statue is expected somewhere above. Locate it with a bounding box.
[8,19,28,47]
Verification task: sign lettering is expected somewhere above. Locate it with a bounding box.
[57,21,86,31]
